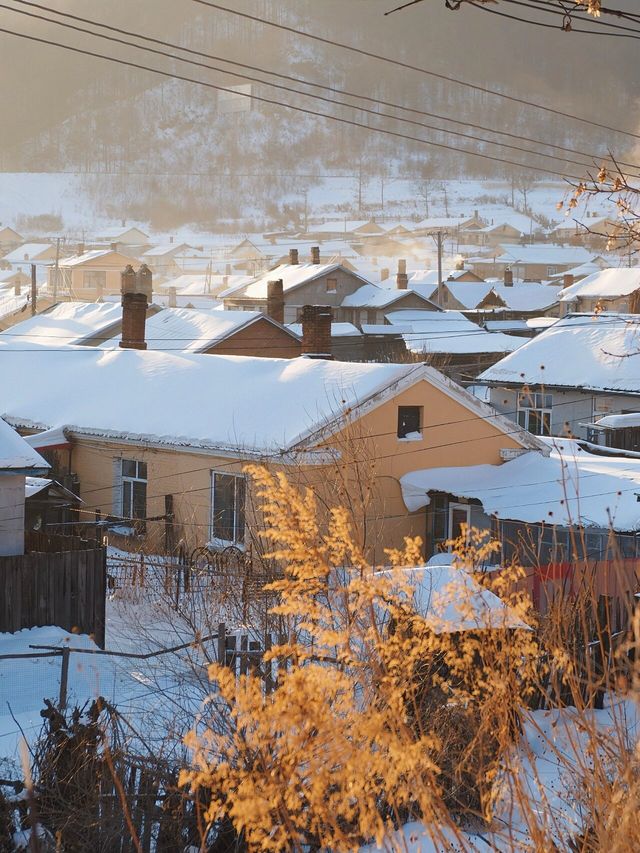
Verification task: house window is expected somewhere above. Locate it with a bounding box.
[121,459,147,526]
[546,266,557,277]
[517,391,552,436]
[326,278,337,293]
[210,472,246,546]
[83,270,107,290]
[397,405,422,439]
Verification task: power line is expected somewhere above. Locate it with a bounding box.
[500,0,640,36]
[7,0,635,173]
[188,0,640,141]
[0,23,588,180]
[469,0,640,38]
[0,3,614,177]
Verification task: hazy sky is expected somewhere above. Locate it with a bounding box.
[0,0,637,154]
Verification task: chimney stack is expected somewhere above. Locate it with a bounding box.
[120,264,149,351]
[289,248,299,266]
[504,267,513,287]
[311,246,321,265]
[168,286,177,308]
[301,305,333,359]
[267,279,285,325]
[396,258,408,290]
[137,263,153,302]
[563,273,574,289]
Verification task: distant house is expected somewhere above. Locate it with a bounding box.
[55,249,142,300]
[339,283,438,325]
[220,257,375,323]
[478,313,640,440]
[558,268,640,315]
[0,418,49,556]
[429,282,503,311]
[141,243,192,278]
[95,226,150,247]
[304,220,385,241]
[0,226,24,252]
[0,347,540,564]
[1,243,57,272]
[470,244,594,282]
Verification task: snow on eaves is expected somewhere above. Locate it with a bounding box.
[559,268,640,302]
[401,437,640,531]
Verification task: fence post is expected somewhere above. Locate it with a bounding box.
[217,622,226,666]
[59,647,70,709]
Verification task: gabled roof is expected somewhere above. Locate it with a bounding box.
[0,301,124,346]
[0,417,49,474]
[287,322,361,338]
[341,284,438,310]
[101,308,299,352]
[142,243,191,258]
[483,283,561,313]
[558,268,640,302]
[478,312,640,394]
[410,269,484,286]
[429,282,497,309]
[0,348,540,457]
[220,263,369,300]
[494,244,594,266]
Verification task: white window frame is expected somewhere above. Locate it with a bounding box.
[120,459,147,524]
[210,471,246,548]
[517,391,553,436]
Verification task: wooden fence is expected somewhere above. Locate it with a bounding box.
[0,532,107,647]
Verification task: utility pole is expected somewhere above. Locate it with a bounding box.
[436,231,444,307]
[30,263,37,316]
[53,236,61,302]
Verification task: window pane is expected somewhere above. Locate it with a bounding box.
[137,461,148,479]
[213,474,236,542]
[398,406,421,438]
[132,481,147,520]
[123,481,132,517]
[122,459,137,478]
[235,477,246,542]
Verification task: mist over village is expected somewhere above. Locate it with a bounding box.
[1,1,640,850]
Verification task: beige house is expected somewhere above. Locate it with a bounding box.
[0,348,541,564]
[54,249,142,301]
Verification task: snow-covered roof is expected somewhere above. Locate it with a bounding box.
[488,283,561,312]
[2,243,54,263]
[0,418,49,473]
[22,425,71,451]
[495,244,594,266]
[415,216,470,230]
[220,262,369,300]
[60,249,137,268]
[287,322,360,338]
[401,437,640,531]
[101,308,297,353]
[0,302,123,346]
[341,283,437,310]
[479,313,640,393]
[0,349,540,456]
[594,412,640,430]
[376,559,529,632]
[433,282,496,308]
[558,268,640,303]
[158,274,252,295]
[410,269,482,286]
[386,310,523,355]
[549,262,604,280]
[142,243,190,258]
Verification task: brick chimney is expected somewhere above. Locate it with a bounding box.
[396,259,408,290]
[267,279,285,324]
[311,246,321,265]
[301,305,333,359]
[168,286,177,308]
[504,267,513,287]
[289,248,299,266]
[563,273,574,289]
[120,264,148,350]
[137,263,153,302]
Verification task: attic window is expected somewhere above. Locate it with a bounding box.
[398,405,422,440]
[326,278,337,293]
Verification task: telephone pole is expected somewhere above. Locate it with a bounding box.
[30,263,37,316]
[432,230,446,307]
[53,236,61,302]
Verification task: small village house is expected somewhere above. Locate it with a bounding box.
[54,249,145,301]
